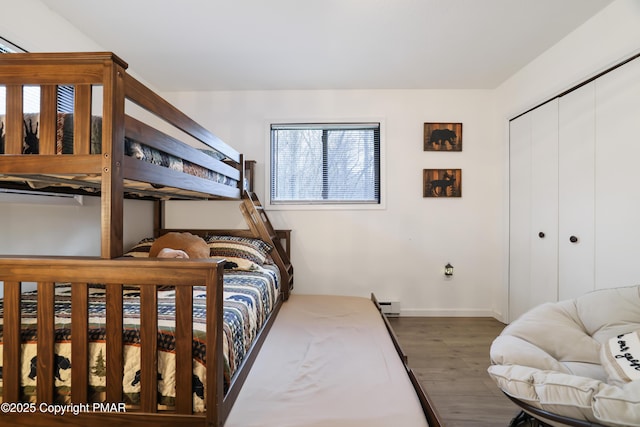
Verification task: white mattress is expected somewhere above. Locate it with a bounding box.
[225,294,429,427]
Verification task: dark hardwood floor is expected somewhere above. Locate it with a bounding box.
[388,317,521,427]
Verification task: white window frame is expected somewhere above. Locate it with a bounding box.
[264,119,386,211]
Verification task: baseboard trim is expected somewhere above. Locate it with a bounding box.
[400,308,502,319]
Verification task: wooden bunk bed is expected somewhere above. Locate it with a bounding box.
[0,52,292,426]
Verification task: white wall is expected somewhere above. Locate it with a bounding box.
[162,89,504,317]
[0,0,102,53]
[494,0,640,319]
[0,196,152,257]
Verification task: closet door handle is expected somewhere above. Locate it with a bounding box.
[569,235,578,243]
[538,232,545,238]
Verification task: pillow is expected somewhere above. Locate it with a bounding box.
[124,235,271,271]
[204,235,272,265]
[601,330,640,386]
[149,232,210,259]
[124,238,154,258]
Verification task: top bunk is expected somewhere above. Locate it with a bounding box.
[0,51,245,258]
[0,52,244,202]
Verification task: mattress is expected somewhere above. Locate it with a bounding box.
[225,294,430,427]
[0,262,280,411]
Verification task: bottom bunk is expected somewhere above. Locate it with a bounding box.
[0,233,284,427]
[225,294,441,427]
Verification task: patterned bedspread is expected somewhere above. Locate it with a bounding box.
[0,264,280,411]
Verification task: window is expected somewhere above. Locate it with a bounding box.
[270,123,381,205]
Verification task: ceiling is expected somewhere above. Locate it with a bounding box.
[40,0,612,92]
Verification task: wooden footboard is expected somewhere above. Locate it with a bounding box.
[0,256,228,427]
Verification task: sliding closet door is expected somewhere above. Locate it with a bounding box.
[595,57,640,289]
[558,82,595,300]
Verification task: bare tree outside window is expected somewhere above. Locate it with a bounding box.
[270,123,380,204]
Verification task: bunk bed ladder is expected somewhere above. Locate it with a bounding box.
[241,191,294,298]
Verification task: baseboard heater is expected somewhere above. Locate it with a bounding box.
[378,301,400,317]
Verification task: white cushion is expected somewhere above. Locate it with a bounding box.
[487,364,602,422]
[593,380,640,427]
[576,285,640,343]
[499,299,601,364]
[488,285,640,426]
[487,364,543,405]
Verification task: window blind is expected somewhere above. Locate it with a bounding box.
[270,123,381,204]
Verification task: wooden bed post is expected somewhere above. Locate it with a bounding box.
[101,56,128,258]
[206,262,226,427]
[2,281,22,402]
[153,200,164,238]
